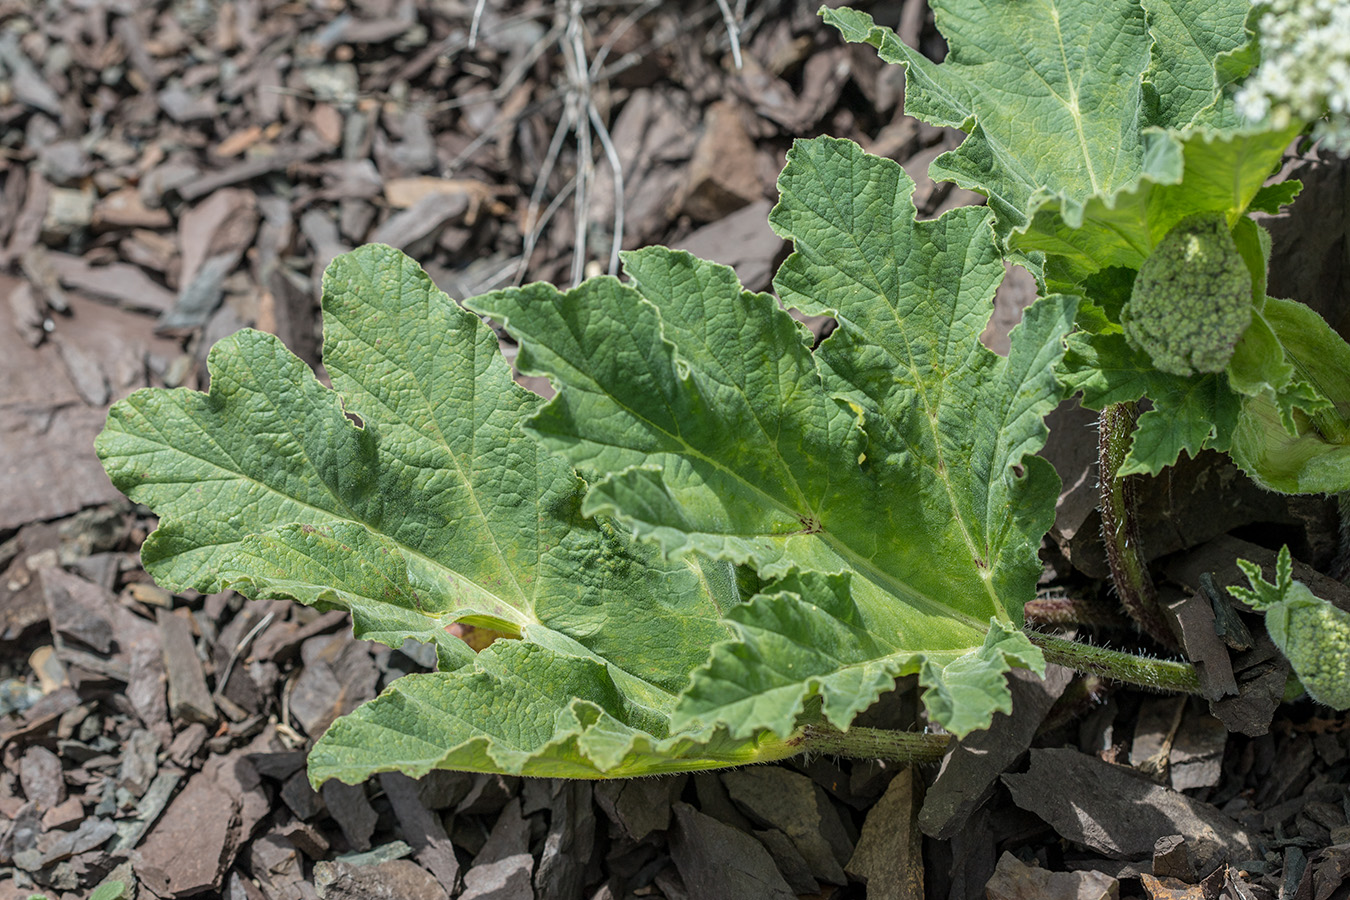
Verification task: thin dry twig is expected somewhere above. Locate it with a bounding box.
[468,0,488,48]
[588,100,624,275]
[714,0,744,69]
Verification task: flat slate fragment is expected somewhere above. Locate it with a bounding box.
[458,854,534,900]
[985,852,1118,900]
[313,858,450,900]
[157,608,217,726]
[532,781,594,900]
[378,772,459,889]
[921,665,1073,838]
[137,771,241,897]
[668,802,795,900]
[846,767,924,900]
[1003,748,1254,864]
[721,766,852,884]
[321,780,378,851]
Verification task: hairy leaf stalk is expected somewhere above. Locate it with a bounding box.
[1029,632,1202,695]
[792,724,951,763]
[1099,402,1176,647]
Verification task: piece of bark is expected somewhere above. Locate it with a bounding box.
[985,853,1119,900]
[668,802,795,900]
[846,767,924,900]
[1003,749,1254,867]
[157,607,218,725]
[921,664,1074,838]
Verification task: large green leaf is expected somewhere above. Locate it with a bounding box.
[469,136,1073,742]
[824,0,1261,269]
[101,138,1077,781]
[99,245,781,781]
[1139,0,1252,125]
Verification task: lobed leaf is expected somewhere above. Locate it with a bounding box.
[824,0,1251,248]
[100,245,762,782]
[470,136,1069,739]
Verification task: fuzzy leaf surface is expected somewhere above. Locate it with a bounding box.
[469,137,1072,739]
[99,244,783,782]
[1229,299,1350,493]
[823,0,1250,245]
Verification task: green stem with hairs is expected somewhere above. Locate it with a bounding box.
[792,724,951,763]
[1099,402,1176,647]
[1029,631,1202,695]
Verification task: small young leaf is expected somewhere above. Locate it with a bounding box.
[1232,547,1350,709]
[1229,299,1350,493]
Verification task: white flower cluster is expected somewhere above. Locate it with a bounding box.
[1234,0,1350,155]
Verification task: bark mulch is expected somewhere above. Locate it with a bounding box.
[2,1,1350,898]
